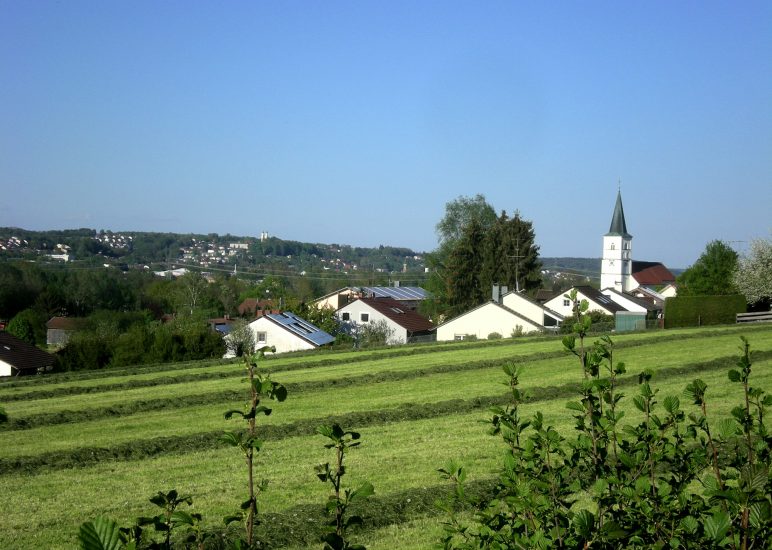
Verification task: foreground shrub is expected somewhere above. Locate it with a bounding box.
[440,290,771,548]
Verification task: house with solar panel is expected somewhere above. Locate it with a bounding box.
[227,311,335,356]
[336,297,434,344]
[314,285,432,312]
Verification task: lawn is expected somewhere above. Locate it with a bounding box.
[0,324,769,549]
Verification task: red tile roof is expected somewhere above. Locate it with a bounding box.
[45,317,87,330]
[632,262,676,286]
[238,298,274,316]
[357,297,434,333]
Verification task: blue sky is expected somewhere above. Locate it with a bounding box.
[1,1,770,268]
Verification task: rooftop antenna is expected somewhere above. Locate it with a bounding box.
[507,236,525,292]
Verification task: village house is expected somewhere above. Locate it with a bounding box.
[0,332,56,377]
[436,285,564,341]
[225,311,334,356]
[336,297,434,344]
[46,317,87,347]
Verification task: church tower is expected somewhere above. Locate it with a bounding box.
[600,190,633,292]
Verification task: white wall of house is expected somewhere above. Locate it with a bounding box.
[502,292,548,326]
[314,289,357,311]
[660,284,678,298]
[337,301,407,344]
[544,290,615,318]
[224,316,317,356]
[0,360,12,377]
[436,302,542,342]
[601,290,649,313]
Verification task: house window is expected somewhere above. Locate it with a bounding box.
[341,312,350,321]
[563,299,570,307]
[256,331,267,344]
[609,259,615,266]
[610,243,615,250]
[454,334,466,341]
[360,313,369,323]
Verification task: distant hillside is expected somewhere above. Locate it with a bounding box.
[540,257,601,276]
[0,227,610,284]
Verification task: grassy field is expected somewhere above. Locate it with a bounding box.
[0,324,770,549]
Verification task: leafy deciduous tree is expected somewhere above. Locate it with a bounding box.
[733,236,772,306]
[678,240,739,296]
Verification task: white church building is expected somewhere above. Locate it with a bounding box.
[600,190,676,295]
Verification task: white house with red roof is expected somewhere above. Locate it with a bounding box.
[336,297,434,344]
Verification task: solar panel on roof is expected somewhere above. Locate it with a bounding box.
[266,312,335,346]
[361,287,430,300]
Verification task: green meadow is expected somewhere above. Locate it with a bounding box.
[0,324,770,549]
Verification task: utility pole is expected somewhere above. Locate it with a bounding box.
[507,236,525,292]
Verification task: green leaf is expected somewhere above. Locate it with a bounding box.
[573,509,595,538]
[351,481,375,501]
[273,384,288,402]
[223,513,242,525]
[223,409,244,420]
[565,401,584,412]
[680,515,699,534]
[703,510,731,542]
[748,502,769,529]
[727,369,741,382]
[78,517,123,550]
[170,511,194,526]
[740,464,768,493]
[716,418,739,439]
[221,432,241,447]
[663,395,680,415]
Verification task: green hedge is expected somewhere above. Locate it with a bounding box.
[664,294,746,328]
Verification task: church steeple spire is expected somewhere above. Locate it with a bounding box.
[606,190,631,238]
[601,189,634,292]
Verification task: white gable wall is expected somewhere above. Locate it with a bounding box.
[0,359,13,377]
[337,301,408,344]
[436,303,542,342]
[502,292,546,326]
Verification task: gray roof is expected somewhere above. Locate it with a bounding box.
[606,190,632,238]
[360,286,431,301]
[574,286,628,314]
[602,288,659,312]
[265,312,335,347]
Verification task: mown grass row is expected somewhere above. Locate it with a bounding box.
[2,325,765,401]
[4,349,769,475]
[4,332,769,461]
[5,328,772,437]
[0,336,526,392]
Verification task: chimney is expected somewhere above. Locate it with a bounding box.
[394,280,400,288]
[492,284,500,303]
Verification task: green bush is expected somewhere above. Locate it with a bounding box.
[487,332,502,340]
[664,294,746,328]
